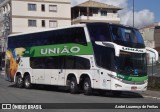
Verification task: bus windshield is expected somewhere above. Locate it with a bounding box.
[87,23,146,73]
[110,25,144,45]
[87,23,145,48]
[114,52,147,77]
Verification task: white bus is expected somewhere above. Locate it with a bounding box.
[5,23,158,95]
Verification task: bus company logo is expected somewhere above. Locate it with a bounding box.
[122,47,144,53]
[40,46,80,55]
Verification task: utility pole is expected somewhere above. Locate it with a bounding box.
[133,0,134,27]
[4,13,10,52]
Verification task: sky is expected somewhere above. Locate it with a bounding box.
[71,0,160,28]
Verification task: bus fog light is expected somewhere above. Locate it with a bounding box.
[144,80,148,83]
[115,84,122,88]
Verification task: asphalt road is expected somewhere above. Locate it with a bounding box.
[0,74,160,112]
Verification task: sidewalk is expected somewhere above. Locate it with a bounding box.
[141,90,160,98]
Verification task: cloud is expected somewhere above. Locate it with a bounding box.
[71,0,155,28]
[120,9,155,28]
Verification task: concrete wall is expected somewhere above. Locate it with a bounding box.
[141,28,154,41]
[140,28,155,48]
[154,29,160,48]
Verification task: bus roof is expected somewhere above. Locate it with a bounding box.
[8,22,135,37]
[8,23,86,37]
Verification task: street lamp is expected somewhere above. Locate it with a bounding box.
[133,0,134,27]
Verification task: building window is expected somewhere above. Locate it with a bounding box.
[93,9,98,14]
[49,20,57,28]
[28,20,37,27]
[42,20,45,27]
[101,10,107,16]
[28,4,36,11]
[113,10,117,13]
[49,5,57,12]
[41,4,45,11]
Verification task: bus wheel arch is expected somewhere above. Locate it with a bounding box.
[79,74,92,95]
[15,72,23,88]
[23,72,32,89]
[66,73,79,94]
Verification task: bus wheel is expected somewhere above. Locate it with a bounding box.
[15,75,23,88]
[70,77,79,94]
[24,75,32,89]
[83,78,92,95]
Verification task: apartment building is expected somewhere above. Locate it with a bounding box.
[71,0,122,25]
[140,22,160,53]
[0,0,71,52]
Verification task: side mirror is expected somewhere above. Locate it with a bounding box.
[146,47,159,65]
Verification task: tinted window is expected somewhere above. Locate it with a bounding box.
[30,56,62,69]
[65,56,90,69]
[87,23,111,42]
[30,56,90,69]
[8,27,87,48]
[109,25,145,48]
[115,53,147,77]
[110,25,144,44]
[93,44,114,70]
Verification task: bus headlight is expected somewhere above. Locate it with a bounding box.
[108,74,122,81]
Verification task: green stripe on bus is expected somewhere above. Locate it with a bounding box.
[23,42,94,57]
[117,74,148,82]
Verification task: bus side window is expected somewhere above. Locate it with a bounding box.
[75,57,90,69]
[64,56,75,69]
[30,57,45,69]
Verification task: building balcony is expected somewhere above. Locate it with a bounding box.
[72,13,120,24]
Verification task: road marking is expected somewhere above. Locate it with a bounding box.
[143,95,160,100]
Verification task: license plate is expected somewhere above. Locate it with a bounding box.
[131,86,137,90]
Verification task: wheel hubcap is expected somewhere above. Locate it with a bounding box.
[84,82,89,91]
[18,78,22,84]
[70,81,75,89]
[25,79,30,87]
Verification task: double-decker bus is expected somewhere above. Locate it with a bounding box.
[5,23,158,95]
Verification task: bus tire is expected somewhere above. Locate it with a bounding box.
[24,75,32,89]
[70,77,79,94]
[83,78,92,95]
[15,75,23,88]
